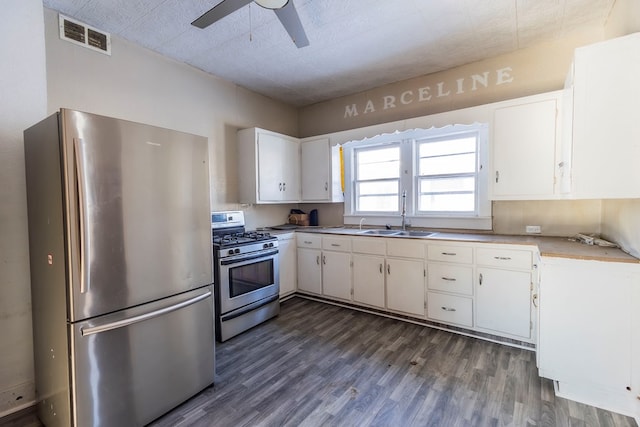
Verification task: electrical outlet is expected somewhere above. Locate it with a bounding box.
[526,225,541,234]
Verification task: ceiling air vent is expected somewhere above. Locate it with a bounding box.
[59,14,111,55]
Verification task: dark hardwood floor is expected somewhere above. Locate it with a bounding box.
[4,297,637,426]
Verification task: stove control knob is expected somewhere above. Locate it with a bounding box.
[227,249,234,256]
[269,242,274,247]
[234,248,240,254]
[263,243,269,249]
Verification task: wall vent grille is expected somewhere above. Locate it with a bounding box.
[59,14,111,55]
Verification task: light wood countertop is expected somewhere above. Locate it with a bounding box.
[273,227,639,264]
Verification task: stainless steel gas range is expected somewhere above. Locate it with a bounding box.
[212,211,280,342]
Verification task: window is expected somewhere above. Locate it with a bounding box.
[354,144,400,212]
[417,134,477,213]
[343,124,490,230]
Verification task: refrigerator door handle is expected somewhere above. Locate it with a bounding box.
[81,290,212,336]
[74,138,90,294]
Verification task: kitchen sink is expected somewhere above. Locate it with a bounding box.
[357,229,402,236]
[395,230,434,237]
[357,229,435,237]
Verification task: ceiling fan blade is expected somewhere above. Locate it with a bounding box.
[274,1,309,48]
[192,0,253,29]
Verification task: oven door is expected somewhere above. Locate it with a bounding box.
[218,249,279,315]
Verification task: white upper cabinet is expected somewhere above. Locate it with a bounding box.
[491,91,562,200]
[238,128,300,203]
[567,33,640,199]
[300,138,344,203]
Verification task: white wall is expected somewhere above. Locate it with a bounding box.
[43,7,299,227]
[0,0,47,416]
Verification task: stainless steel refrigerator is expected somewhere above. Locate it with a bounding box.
[24,109,215,427]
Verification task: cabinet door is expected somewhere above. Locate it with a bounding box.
[301,139,330,201]
[386,258,425,317]
[278,238,297,297]
[571,33,640,198]
[281,137,300,201]
[539,258,633,392]
[322,251,351,301]
[296,248,321,294]
[476,267,531,338]
[492,97,558,199]
[353,254,385,308]
[257,132,286,201]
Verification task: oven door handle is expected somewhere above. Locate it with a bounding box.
[220,294,279,322]
[220,249,279,265]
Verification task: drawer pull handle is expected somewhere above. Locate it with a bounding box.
[479,273,483,285]
[442,277,456,281]
[442,252,456,256]
[494,256,512,260]
[387,264,391,275]
[330,243,341,247]
[322,255,326,265]
[441,306,456,312]
[379,264,383,273]
[304,240,313,244]
[316,255,320,265]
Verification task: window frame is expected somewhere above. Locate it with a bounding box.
[343,124,491,230]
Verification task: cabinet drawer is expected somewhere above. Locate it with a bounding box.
[476,247,532,270]
[427,292,473,327]
[427,245,473,264]
[322,236,352,252]
[296,233,322,249]
[387,239,425,259]
[352,237,386,255]
[427,264,473,295]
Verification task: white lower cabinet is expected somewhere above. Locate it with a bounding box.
[352,254,385,309]
[476,267,532,339]
[295,234,536,344]
[296,247,322,294]
[538,257,640,418]
[277,233,297,297]
[386,258,425,318]
[321,251,352,301]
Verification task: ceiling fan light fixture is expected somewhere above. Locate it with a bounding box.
[254,0,289,10]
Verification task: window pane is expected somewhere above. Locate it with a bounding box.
[358,181,398,196]
[419,137,476,157]
[420,193,475,212]
[420,177,475,193]
[419,152,476,175]
[356,147,400,180]
[358,195,398,212]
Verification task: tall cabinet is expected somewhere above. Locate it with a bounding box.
[566,33,640,198]
[238,127,300,203]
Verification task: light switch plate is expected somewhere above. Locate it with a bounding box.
[526,225,541,234]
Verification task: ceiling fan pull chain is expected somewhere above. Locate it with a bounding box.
[249,3,253,42]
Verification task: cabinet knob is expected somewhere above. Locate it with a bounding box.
[495,171,500,183]
[324,182,328,191]
[379,264,383,273]
[479,273,483,285]
[387,264,391,275]
[283,182,286,191]
[316,255,320,265]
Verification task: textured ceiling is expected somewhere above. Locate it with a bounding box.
[42,0,615,107]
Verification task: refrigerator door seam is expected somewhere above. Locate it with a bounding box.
[81,290,212,336]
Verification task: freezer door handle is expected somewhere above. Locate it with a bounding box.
[74,138,90,294]
[81,291,212,336]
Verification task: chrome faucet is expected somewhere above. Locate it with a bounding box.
[359,217,366,230]
[401,190,407,230]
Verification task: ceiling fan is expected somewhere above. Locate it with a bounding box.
[192,0,309,48]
